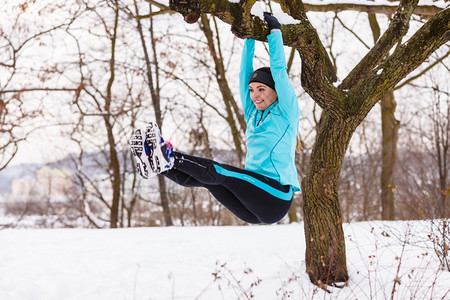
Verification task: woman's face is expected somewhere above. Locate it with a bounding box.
[249,82,278,111]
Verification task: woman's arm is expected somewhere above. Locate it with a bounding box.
[239,39,256,120]
[268,31,300,119]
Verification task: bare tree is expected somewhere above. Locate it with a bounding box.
[0,2,79,170]
[67,0,141,228]
[168,0,449,285]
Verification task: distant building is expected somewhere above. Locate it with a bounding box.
[11,167,73,197]
[35,166,73,196]
[11,176,35,197]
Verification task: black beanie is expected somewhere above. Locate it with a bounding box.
[249,67,275,91]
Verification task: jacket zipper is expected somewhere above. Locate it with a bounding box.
[257,111,270,126]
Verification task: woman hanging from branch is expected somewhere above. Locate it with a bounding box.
[130,13,301,224]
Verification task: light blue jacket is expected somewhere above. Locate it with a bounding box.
[239,31,301,191]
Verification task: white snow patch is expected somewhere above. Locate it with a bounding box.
[0,221,449,299]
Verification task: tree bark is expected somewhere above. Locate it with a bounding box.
[302,111,356,284]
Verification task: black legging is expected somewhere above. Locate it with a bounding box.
[162,152,293,224]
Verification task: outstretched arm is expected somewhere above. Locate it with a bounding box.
[240,13,300,120]
[266,22,300,119]
[239,38,256,120]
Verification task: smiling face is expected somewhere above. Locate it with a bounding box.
[248,82,278,111]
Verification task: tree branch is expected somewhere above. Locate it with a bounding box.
[280,0,343,114]
[301,1,444,20]
[395,49,450,90]
[349,7,450,114]
[169,0,265,38]
[0,87,79,93]
[341,0,420,90]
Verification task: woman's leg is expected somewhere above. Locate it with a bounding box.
[132,123,292,223]
[131,123,267,223]
[163,168,260,223]
[207,185,261,224]
[218,172,292,224]
[163,168,202,187]
[171,152,293,224]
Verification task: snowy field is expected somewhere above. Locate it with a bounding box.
[0,221,449,300]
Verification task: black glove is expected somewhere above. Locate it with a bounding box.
[263,12,281,31]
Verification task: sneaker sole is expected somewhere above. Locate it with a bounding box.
[144,122,173,174]
[130,128,157,179]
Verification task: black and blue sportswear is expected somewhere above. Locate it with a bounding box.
[240,31,301,191]
[163,31,300,224]
[163,152,293,224]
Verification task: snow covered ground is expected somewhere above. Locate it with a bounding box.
[0,221,449,299]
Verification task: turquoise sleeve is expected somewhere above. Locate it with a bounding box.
[239,39,256,121]
[268,31,300,120]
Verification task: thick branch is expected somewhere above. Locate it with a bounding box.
[167,0,444,22]
[280,0,343,115]
[0,87,79,93]
[395,50,450,89]
[169,0,265,37]
[341,0,419,90]
[302,1,444,19]
[349,7,450,115]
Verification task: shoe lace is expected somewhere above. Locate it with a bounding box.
[164,139,174,160]
[166,139,173,151]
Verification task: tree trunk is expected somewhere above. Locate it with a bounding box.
[368,13,399,221]
[106,5,120,228]
[135,1,173,226]
[381,91,399,220]
[106,120,121,228]
[288,198,299,223]
[302,111,355,284]
[168,0,450,286]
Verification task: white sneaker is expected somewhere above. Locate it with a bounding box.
[144,122,174,174]
[130,128,156,179]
